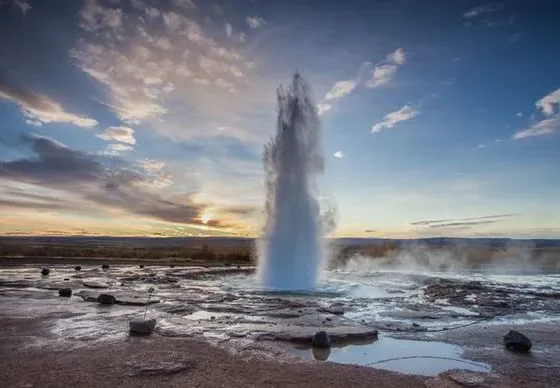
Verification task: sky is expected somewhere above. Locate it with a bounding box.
[0,0,559,239]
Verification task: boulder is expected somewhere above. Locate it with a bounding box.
[74,265,81,272]
[312,330,331,348]
[129,319,157,335]
[504,330,532,352]
[58,288,72,297]
[97,293,116,305]
[41,268,50,276]
[139,265,144,268]
[101,264,110,270]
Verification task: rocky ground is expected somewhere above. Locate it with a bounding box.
[1,263,560,387]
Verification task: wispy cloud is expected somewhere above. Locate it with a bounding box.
[365,48,407,89]
[513,88,560,139]
[463,3,504,19]
[317,48,407,116]
[103,143,134,155]
[324,80,357,100]
[0,80,98,128]
[410,213,518,229]
[245,16,265,29]
[97,126,136,144]
[371,103,420,133]
[12,0,31,15]
[333,151,344,159]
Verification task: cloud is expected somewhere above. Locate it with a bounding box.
[96,126,136,144]
[316,103,332,115]
[475,144,486,149]
[333,151,344,159]
[513,88,560,139]
[0,134,231,228]
[324,80,357,100]
[172,0,196,9]
[245,16,265,29]
[71,0,257,132]
[386,48,406,65]
[410,213,518,228]
[462,3,515,28]
[224,22,233,38]
[371,104,420,133]
[0,80,98,128]
[513,116,560,140]
[427,220,500,228]
[365,48,407,89]
[316,49,407,116]
[535,88,560,116]
[463,3,504,19]
[103,143,134,155]
[516,112,523,118]
[13,0,31,15]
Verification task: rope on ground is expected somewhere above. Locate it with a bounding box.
[365,355,490,369]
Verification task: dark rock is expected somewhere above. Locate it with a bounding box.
[312,330,331,348]
[58,288,72,297]
[129,319,156,335]
[97,293,116,304]
[63,278,70,281]
[504,330,532,352]
[41,268,50,276]
[139,265,144,268]
[170,265,175,268]
[101,264,110,270]
[74,265,81,272]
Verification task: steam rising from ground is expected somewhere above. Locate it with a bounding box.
[340,242,559,275]
[258,73,330,290]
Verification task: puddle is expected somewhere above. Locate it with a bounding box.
[291,336,490,376]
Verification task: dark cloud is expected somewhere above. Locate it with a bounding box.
[427,220,501,229]
[222,205,259,216]
[410,213,519,227]
[0,79,98,127]
[0,134,224,227]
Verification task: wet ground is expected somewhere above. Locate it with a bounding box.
[1,263,560,380]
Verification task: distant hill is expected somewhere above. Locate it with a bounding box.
[1,235,560,248]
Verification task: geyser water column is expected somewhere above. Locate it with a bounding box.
[258,73,326,290]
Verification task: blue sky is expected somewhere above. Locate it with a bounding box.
[0,0,559,238]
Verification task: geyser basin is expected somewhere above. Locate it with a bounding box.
[258,73,328,291]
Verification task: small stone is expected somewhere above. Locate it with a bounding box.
[129,319,156,335]
[101,264,110,270]
[58,288,72,297]
[139,265,144,268]
[74,265,81,272]
[63,278,70,281]
[504,330,532,352]
[97,293,116,304]
[210,316,216,320]
[325,317,332,322]
[312,330,331,348]
[41,268,50,276]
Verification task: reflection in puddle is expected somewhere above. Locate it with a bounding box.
[294,336,490,376]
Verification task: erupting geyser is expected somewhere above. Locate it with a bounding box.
[258,73,328,290]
